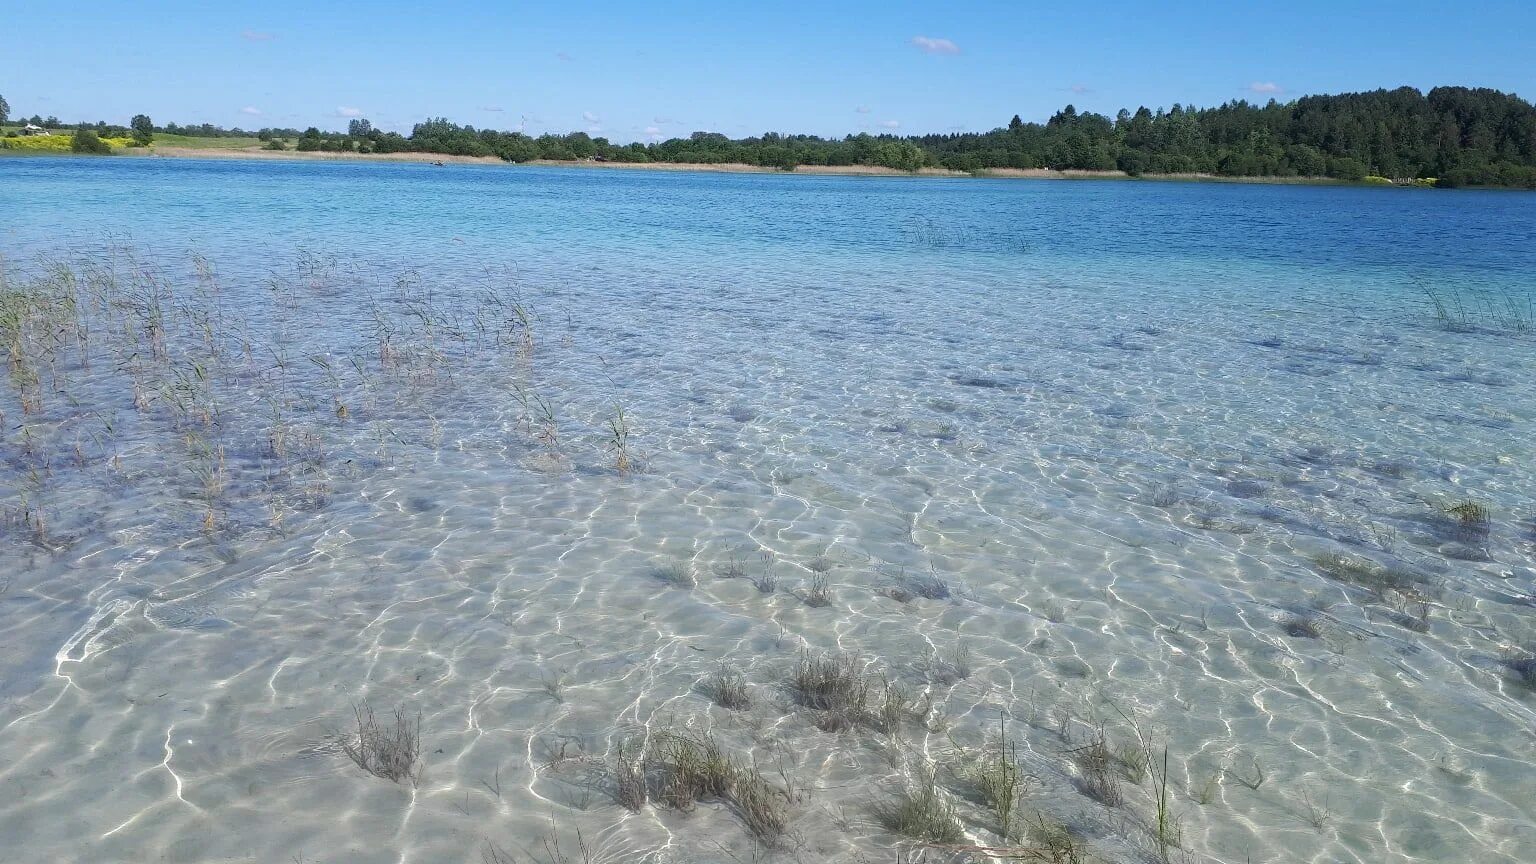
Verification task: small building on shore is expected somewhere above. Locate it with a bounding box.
[20,124,48,136]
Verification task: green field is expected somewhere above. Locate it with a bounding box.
[147,133,263,150]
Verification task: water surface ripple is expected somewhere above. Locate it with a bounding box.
[1,159,1534,863]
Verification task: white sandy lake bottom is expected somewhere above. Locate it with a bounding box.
[0,243,1534,864]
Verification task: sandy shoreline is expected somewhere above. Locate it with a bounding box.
[71,145,1357,185]
[523,159,974,178]
[131,147,971,175]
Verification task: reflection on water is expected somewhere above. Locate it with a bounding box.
[1,160,1535,863]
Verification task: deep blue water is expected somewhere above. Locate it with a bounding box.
[3,156,1533,300]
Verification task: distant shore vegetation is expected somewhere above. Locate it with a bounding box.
[0,131,135,153]
[0,110,151,154]
[3,86,1534,187]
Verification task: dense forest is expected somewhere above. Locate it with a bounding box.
[301,87,1536,187]
[7,86,1535,187]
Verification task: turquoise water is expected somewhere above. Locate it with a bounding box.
[6,157,1535,286]
[1,157,1535,863]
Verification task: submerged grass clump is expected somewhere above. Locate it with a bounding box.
[1310,553,1437,603]
[341,701,421,784]
[540,668,566,703]
[791,650,870,732]
[1067,725,1123,807]
[613,738,647,813]
[720,551,750,580]
[700,664,752,710]
[1445,499,1492,539]
[1501,646,1536,690]
[653,559,698,589]
[801,572,833,607]
[721,550,778,592]
[1029,814,1087,864]
[1296,786,1332,831]
[1379,598,1432,633]
[607,403,633,474]
[1151,747,1183,856]
[887,567,952,601]
[924,642,972,687]
[1422,282,1534,335]
[960,716,1028,839]
[1145,482,1181,507]
[874,765,963,844]
[1280,611,1324,639]
[1114,737,1152,785]
[876,673,920,737]
[787,650,920,735]
[651,730,735,809]
[642,731,790,844]
[730,764,791,844]
[750,551,778,593]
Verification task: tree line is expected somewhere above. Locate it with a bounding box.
[255,87,1536,188]
[6,86,1534,186]
[1,95,155,149]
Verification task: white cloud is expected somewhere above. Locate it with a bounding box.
[240,106,262,116]
[879,120,901,129]
[335,106,363,118]
[910,36,960,55]
[855,105,871,114]
[1069,84,1093,94]
[1246,81,1284,94]
[643,125,663,140]
[241,29,276,42]
[582,111,600,123]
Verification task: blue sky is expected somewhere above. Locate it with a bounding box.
[5,1,1535,141]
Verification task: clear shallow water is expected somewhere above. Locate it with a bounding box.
[1,157,1535,863]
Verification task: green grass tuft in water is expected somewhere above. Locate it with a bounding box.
[873,764,963,844]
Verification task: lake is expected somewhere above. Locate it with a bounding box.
[1,156,1534,863]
